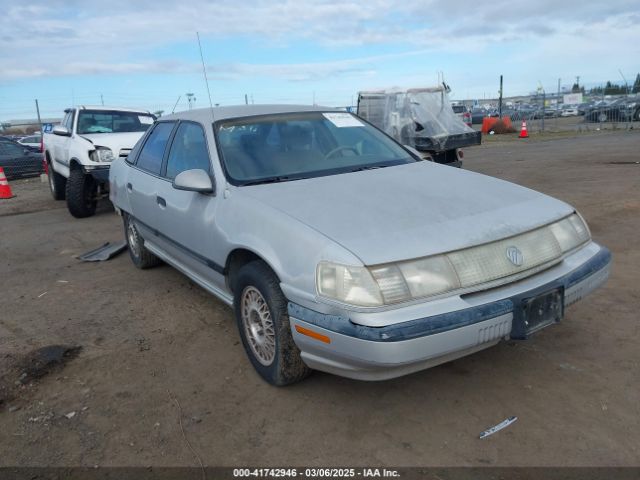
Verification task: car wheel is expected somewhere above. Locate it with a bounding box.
[48,164,66,201]
[123,213,161,269]
[66,168,97,218]
[233,261,311,386]
[598,113,608,123]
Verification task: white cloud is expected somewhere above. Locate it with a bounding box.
[0,0,638,87]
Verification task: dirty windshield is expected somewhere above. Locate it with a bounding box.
[215,111,415,185]
[77,110,155,134]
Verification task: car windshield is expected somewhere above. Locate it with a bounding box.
[215,111,415,185]
[77,110,155,134]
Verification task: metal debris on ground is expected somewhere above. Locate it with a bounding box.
[479,416,518,439]
[78,241,127,262]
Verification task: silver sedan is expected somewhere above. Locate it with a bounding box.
[109,105,611,385]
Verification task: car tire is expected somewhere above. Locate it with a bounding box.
[123,213,162,269]
[66,168,97,218]
[233,261,311,386]
[48,164,66,201]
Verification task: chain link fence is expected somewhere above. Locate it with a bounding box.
[465,92,640,135]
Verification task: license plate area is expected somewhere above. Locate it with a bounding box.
[511,287,564,339]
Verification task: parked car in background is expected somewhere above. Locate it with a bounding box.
[470,107,499,124]
[110,104,611,386]
[0,136,44,179]
[18,134,42,151]
[561,108,579,117]
[584,99,634,123]
[44,106,155,218]
[451,104,472,127]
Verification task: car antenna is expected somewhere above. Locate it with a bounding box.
[171,95,181,114]
[196,31,215,122]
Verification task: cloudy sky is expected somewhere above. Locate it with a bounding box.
[1,0,639,120]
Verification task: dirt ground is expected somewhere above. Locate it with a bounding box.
[1,130,639,468]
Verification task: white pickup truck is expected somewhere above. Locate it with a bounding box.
[44,106,155,217]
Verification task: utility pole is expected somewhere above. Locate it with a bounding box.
[245,94,248,105]
[537,84,546,132]
[100,94,104,106]
[556,78,561,130]
[498,75,503,117]
[35,99,42,134]
[186,93,196,110]
[618,69,629,94]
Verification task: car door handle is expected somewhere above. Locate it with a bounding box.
[126,182,133,192]
[156,196,166,208]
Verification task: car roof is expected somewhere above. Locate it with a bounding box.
[160,104,339,123]
[69,105,153,114]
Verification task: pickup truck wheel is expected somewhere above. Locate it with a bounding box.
[66,169,97,218]
[233,261,311,386]
[48,165,66,201]
[123,214,161,269]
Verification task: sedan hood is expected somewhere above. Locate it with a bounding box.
[80,132,145,155]
[241,162,574,265]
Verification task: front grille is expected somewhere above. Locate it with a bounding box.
[447,224,563,289]
[478,318,511,343]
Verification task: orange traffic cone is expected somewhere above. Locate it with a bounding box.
[0,167,15,199]
[519,120,529,138]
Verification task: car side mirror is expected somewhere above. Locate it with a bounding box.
[52,125,71,137]
[172,169,214,194]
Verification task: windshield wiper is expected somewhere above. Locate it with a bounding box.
[242,176,307,186]
[349,164,393,172]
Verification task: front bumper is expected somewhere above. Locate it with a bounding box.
[83,165,110,182]
[288,244,611,381]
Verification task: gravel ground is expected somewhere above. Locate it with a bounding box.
[1,130,639,467]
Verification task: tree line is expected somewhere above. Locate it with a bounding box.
[572,74,640,95]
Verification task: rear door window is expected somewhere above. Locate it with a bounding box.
[164,122,211,179]
[135,122,175,175]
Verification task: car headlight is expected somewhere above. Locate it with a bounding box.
[316,262,383,307]
[90,146,115,162]
[370,256,460,304]
[317,213,592,308]
[548,213,590,253]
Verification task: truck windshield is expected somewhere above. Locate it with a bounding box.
[215,112,415,185]
[77,110,155,134]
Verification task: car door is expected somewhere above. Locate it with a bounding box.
[53,110,75,167]
[0,139,31,179]
[0,140,16,177]
[126,121,177,243]
[153,121,226,292]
